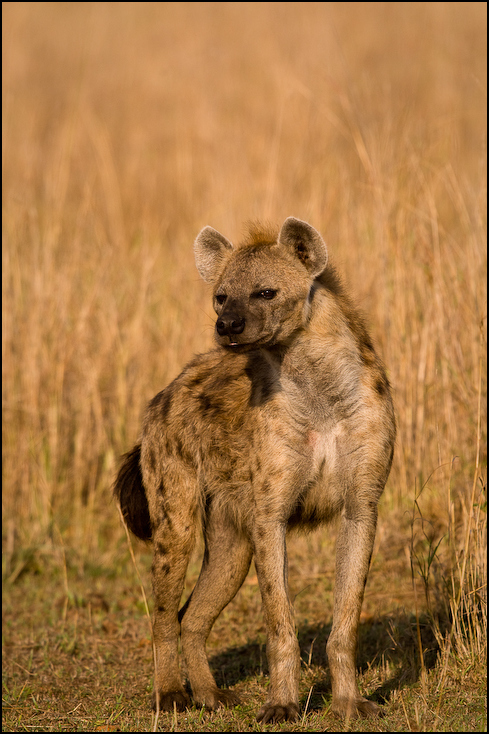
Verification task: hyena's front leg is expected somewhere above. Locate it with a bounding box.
[327,495,381,718]
[253,521,300,724]
[150,499,197,712]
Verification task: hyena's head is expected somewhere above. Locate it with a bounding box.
[194,217,328,350]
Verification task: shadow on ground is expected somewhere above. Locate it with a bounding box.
[208,609,443,712]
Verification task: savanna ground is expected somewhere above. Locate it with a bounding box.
[2,2,487,731]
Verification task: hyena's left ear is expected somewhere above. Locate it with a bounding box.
[278,217,328,277]
[194,226,234,284]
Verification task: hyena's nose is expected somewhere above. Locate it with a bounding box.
[216,313,246,337]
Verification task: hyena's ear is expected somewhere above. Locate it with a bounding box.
[194,226,234,284]
[278,217,328,277]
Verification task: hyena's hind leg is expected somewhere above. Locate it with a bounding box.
[147,470,200,713]
[179,505,253,710]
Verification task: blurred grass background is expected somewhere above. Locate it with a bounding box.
[2,1,486,587]
[2,4,487,730]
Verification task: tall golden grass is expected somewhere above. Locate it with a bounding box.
[2,0,486,610]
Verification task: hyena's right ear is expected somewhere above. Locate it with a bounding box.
[194,226,234,284]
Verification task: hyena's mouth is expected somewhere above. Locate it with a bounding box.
[225,341,253,350]
[221,337,274,352]
[219,338,261,352]
[217,329,276,351]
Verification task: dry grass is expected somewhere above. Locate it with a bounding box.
[2,2,487,731]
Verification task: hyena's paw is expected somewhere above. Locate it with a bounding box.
[195,687,241,711]
[256,702,299,724]
[331,695,383,719]
[152,687,190,713]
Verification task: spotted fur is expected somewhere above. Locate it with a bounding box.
[114,217,395,723]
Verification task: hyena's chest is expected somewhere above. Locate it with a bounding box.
[248,382,363,520]
[247,387,349,483]
[179,349,359,511]
[195,400,344,529]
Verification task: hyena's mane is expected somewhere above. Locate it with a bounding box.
[239,221,279,250]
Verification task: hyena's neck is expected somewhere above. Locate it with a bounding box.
[266,284,366,392]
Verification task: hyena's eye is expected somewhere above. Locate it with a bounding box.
[257,289,277,300]
[215,293,227,305]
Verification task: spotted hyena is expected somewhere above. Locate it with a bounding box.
[114,217,396,723]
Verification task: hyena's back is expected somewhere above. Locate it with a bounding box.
[115,349,259,542]
[137,347,284,534]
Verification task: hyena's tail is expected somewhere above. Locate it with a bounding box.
[113,444,152,541]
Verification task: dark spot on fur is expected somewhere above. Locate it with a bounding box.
[198,391,223,417]
[220,467,234,482]
[175,438,195,465]
[148,388,173,422]
[209,372,236,392]
[386,443,395,474]
[356,332,377,367]
[359,347,375,366]
[375,376,388,396]
[187,373,205,388]
[161,509,173,532]
[255,521,268,540]
[245,352,278,406]
[147,447,156,473]
[198,392,210,411]
[159,390,173,420]
[326,390,343,406]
